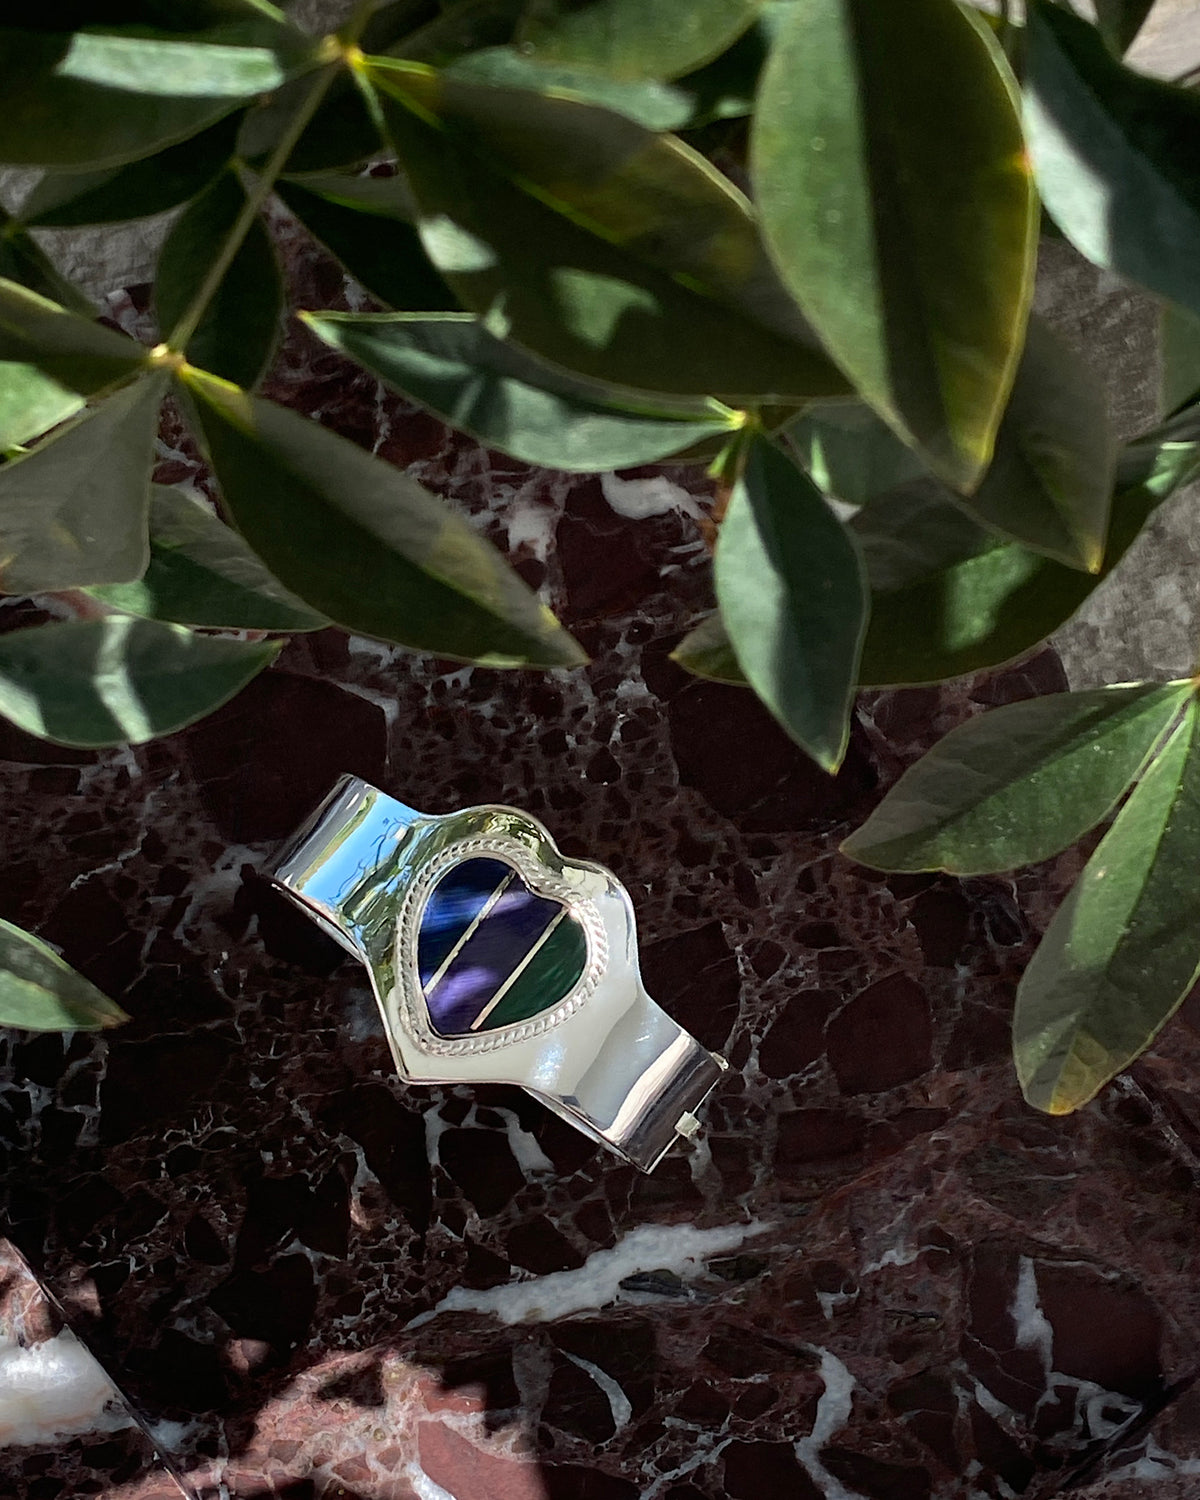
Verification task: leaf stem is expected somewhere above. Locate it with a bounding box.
[165,56,343,355]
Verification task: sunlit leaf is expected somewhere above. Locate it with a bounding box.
[0,615,280,747]
[853,480,996,593]
[714,433,867,770]
[89,484,328,631]
[0,917,128,1032]
[444,46,693,129]
[1015,699,1200,1114]
[670,609,744,685]
[788,401,928,509]
[0,277,147,449]
[0,20,318,169]
[1025,0,1200,323]
[19,113,242,227]
[182,367,587,667]
[952,317,1114,571]
[516,0,763,81]
[0,372,166,594]
[275,178,454,311]
[367,59,847,400]
[842,680,1190,874]
[155,171,282,389]
[752,0,1037,489]
[303,311,737,470]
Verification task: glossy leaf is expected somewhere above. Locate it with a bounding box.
[0,616,280,747]
[0,917,128,1032]
[1160,305,1200,418]
[853,480,997,593]
[89,484,328,631]
[1015,700,1200,1114]
[182,369,587,667]
[857,493,1147,687]
[0,278,147,450]
[0,210,94,319]
[155,171,282,389]
[752,0,1037,489]
[953,317,1114,571]
[240,0,514,173]
[516,0,763,81]
[19,113,241,227]
[0,373,167,594]
[303,311,737,471]
[275,179,454,312]
[444,46,693,130]
[714,434,867,770]
[788,402,928,509]
[842,681,1190,874]
[670,610,744,685]
[368,60,849,400]
[1094,0,1156,55]
[1117,403,1200,500]
[1025,1,1200,323]
[0,21,316,170]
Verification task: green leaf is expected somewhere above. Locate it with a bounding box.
[367,60,850,400]
[1093,0,1156,55]
[0,917,128,1032]
[516,0,763,82]
[0,20,318,170]
[1160,304,1200,418]
[239,0,514,173]
[856,457,1166,687]
[714,433,867,770]
[788,401,929,509]
[88,484,328,630]
[0,277,148,450]
[155,171,282,389]
[444,46,694,130]
[842,681,1190,874]
[752,0,1037,489]
[182,368,587,667]
[670,609,745,685]
[0,211,94,319]
[1014,698,1200,1114]
[853,480,998,593]
[0,372,167,594]
[302,311,738,471]
[0,278,143,388]
[0,616,280,747]
[951,317,1114,571]
[275,178,455,312]
[1025,1,1200,324]
[1116,402,1200,499]
[19,112,242,227]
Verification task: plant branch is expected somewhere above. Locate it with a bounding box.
[166,57,342,355]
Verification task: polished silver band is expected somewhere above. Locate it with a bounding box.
[271,777,725,1172]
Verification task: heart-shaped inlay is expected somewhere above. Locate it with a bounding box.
[416,857,588,1037]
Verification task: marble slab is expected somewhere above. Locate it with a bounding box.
[2,219,1200,1500]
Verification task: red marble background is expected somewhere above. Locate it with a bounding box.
[2,226,1200,1500]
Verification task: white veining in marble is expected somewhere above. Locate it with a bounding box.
[410,1219,772,1327]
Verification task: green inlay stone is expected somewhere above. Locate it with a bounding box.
[485,915,588,1029]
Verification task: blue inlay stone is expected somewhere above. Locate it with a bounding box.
[416,857,509,986]
[417,858,584,1036]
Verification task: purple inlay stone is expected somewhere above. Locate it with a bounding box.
[424,878,562,1036]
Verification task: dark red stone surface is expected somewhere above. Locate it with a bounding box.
[3,227,1200,1499]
